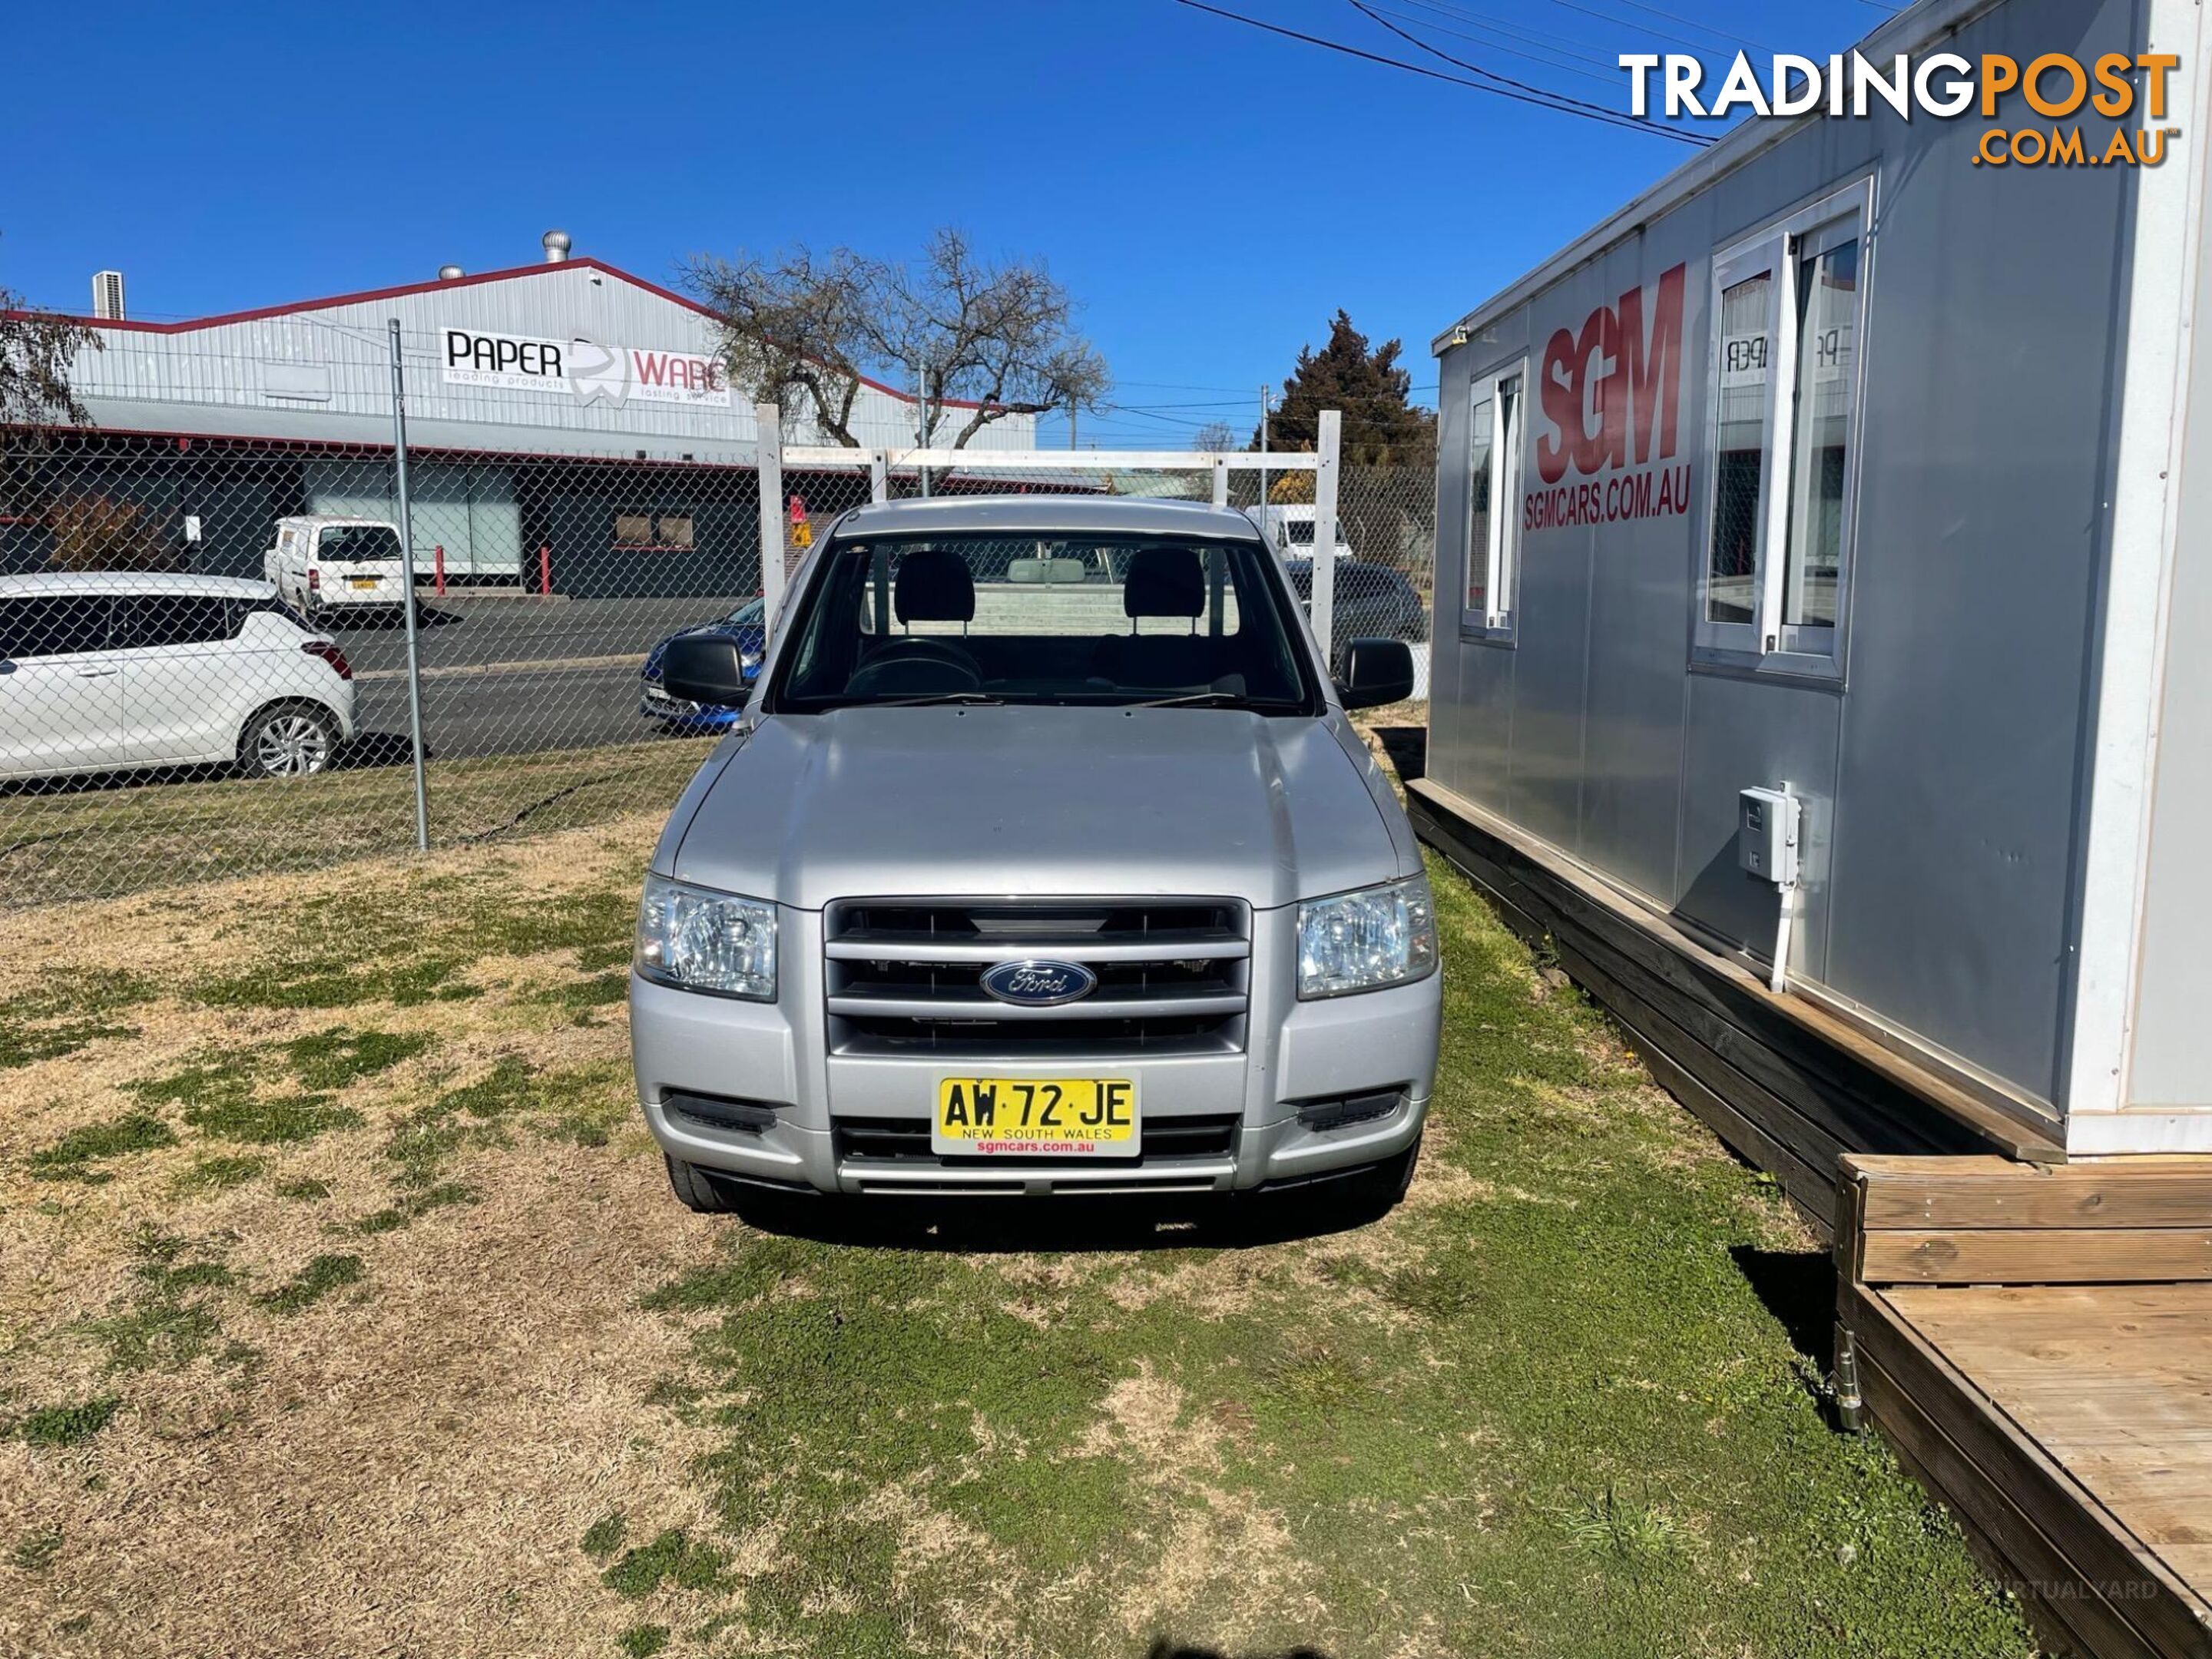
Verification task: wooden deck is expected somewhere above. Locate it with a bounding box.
[1840,1157,2212,1657]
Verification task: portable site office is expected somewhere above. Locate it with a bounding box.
[1413,0,2212,1192]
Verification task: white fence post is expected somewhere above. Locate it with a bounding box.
[756,401,785,638]
[869,449,888,504]
[1311,409,1341,663]
[1210,458,1229,508]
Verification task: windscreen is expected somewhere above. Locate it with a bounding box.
[772,533,1315,712]
[319,524,402,563]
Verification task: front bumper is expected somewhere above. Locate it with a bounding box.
[628,902,1442,1197]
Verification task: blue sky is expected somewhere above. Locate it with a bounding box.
[3,0,1894,444]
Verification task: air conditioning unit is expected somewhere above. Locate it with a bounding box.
[91,270,126,321]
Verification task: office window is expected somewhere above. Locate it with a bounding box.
[614,512,695,550]
[1696,179,1871,674]
[1461,362,1525,641]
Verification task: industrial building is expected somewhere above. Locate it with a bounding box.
[4,233,1034,597]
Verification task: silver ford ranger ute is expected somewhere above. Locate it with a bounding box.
[629,496,1442,1215]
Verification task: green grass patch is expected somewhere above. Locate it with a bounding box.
[7,1396,120,1449]
[581,1511,628,1561]
[616,1625,670,1658]
[126,1028,426,1151]
[275,1177,334,1202]
[27,1112,177,1182]
[171,1154,267,1195]
[601,1528,728,1599]
[77,1230,237,1373]
[256,1253,366,1315]
[285,1028,432,1091]
[0,967,157,1069]
[10,1525,64,1571]
[382,1057,631,1186]
[354,1181,477,1236]
[529,972,630,1013]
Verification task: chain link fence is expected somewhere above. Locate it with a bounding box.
[2,330,1435,909]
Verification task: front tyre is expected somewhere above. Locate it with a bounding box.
[1338,1132,1422,1222]
[665,1154,741,1214]
[240,704,339,779]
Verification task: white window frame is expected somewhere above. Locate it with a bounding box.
[1459,359,1527,644]
[1694,177,1874,679]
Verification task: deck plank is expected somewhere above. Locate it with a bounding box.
[1884,1281,2212,1637]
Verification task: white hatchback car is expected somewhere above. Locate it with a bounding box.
[0,573,358,782]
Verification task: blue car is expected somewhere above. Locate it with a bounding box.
[640,598,766,727]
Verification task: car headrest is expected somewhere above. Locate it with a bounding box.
[894,548,975,624]
[1123,548,1205,619]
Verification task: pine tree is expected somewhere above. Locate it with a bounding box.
[1253,311,1435,466]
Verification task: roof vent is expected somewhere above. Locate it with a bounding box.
[438,263,465,281]
[91,270,126,320]
[541,230,572,264]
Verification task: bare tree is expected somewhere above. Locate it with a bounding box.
[1192,420,1240,453]
[681,244,876,447]
[684,228,1108,451]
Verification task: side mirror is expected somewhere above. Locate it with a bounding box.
[1335,637,1414,710]
[661,634,752,708]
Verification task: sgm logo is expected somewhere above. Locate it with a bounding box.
[1525,263,1694,532]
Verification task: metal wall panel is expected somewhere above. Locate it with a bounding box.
[1428,0,2142,1111]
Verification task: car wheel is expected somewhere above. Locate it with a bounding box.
[240,704,338,779]
[1337,1133,1422,1223]
[666,1154,742,1214]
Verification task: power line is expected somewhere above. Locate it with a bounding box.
[1548,0,1770,51]
[1359,1,1628,91]
[1346,0,1716,144]
[1537,0,1767,57]
[1386,0,1626,74]
[1174,0,1714,146]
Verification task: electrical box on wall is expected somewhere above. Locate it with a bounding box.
[1738,787,1800,886]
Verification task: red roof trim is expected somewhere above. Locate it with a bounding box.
[18,257,996,410]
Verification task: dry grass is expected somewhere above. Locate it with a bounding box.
[0,814,724,1657]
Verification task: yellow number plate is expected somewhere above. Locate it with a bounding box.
[348,576,380,589]
[933,1078,1138,1157]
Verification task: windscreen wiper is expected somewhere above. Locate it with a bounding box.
[1121,691,1274,710]
[860,691,1007,708]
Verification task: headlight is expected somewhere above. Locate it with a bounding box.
[635,875,777,1001]
[1297,876,1437,999]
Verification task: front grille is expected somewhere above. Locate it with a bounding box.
[823,896,1251,1059]
[834,1113,1240,1167]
